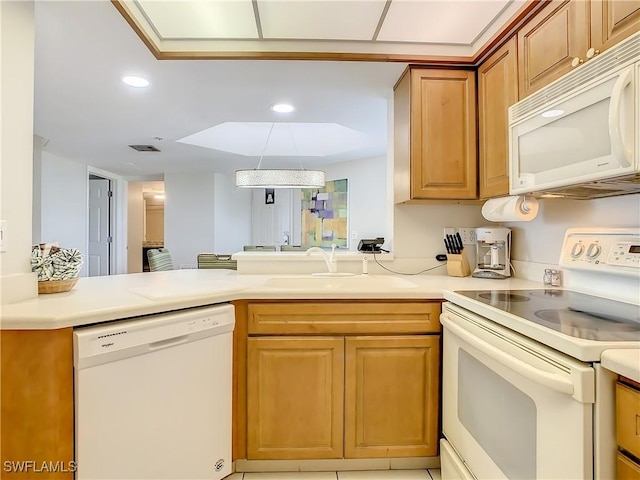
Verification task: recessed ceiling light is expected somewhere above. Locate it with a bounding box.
[270,103,295,113]
[122,76,150,88]
[541,109,564,118]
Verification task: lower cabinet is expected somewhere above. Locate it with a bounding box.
[247,336,345,459]
[616,378,640,479]
[241,300,441,461]
[344,336,440,458]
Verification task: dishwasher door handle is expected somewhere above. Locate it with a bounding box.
[148,334,190,350]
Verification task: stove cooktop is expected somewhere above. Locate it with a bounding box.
[454,289,640,342]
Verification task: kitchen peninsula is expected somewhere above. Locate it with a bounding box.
[2,269,540,480]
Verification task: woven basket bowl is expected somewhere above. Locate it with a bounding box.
[38,277,78,294]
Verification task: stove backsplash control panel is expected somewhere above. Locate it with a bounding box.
[559,228,640,277]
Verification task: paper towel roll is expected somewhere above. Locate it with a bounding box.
[481,195,539,222]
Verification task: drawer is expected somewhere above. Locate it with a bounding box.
[617,451,640,480]
[247,301,441,335]
[617,382,640,460]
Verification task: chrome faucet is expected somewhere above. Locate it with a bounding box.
[305,244,338,274]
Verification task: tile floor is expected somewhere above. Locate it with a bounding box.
[225,469,441,480]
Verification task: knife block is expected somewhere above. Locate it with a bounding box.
[446,249,471,277]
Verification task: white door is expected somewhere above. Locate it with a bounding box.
[251,189,293,246]
[88,178,111,276]
[441,302,595,480]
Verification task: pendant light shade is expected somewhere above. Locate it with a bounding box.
[235,123,326,189]
[235,169,325,188]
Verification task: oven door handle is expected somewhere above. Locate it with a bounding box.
[443,315,575,396]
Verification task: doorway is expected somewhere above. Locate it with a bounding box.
[88,174,113,276]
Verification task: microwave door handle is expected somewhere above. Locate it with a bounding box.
[609,69,633,167]
[442,314,575,397]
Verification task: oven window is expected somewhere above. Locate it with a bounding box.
[459,350,537,479]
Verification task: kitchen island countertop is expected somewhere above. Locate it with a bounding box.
[1,269,543,330]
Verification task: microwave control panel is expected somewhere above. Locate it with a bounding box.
[559,228,640,276]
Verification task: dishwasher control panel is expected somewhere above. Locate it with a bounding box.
[559,228,640,276]
[74,304,235,366]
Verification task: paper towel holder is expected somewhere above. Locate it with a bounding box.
[481,195,539,222]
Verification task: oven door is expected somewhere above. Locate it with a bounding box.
[441,302,595,480]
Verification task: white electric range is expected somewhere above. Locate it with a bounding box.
[440,228,640,480]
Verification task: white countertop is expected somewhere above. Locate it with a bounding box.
[601,349,640,383]
[1,269,542,329]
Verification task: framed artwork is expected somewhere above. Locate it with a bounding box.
[301,179,348,248]
[265,188,275,205]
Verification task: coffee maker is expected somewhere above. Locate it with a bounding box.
[472,227,511,279]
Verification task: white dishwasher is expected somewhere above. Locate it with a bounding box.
[74,304,234,480]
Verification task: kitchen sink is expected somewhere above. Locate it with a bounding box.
[263,275,419,290]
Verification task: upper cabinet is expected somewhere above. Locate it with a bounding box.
[478,36,518,199]
[591,0,640,52]
[394,67,477,202]
[518,0,640,98]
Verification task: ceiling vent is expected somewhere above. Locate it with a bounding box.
[129,144,160,152]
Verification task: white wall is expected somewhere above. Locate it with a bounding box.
[39,152,89,275]
[323,155,389,249]
[214,174,252,253]
[1,1,37,303]
[505,195,640,264]
[164,173,216,268]
[127,182,144,273]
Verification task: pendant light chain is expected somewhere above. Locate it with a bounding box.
[256,122,276,170]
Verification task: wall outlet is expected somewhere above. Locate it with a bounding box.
[458,227,476,245]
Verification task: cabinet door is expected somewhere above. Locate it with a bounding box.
[344,335,440,458]
[410,69,477,199]
[518,0,590,98]
[246,336,344,459]
[478,36,518,199]
[591,0,640,52]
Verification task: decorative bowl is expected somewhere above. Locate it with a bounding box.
[38,277,78,294]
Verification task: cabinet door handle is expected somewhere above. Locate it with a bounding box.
[571,57,584,68]
[586,47,600,59]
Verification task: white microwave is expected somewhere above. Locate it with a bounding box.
[509,32,639,199]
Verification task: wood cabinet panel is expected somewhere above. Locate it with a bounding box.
[1,329,74,479]
[618,451,640,479]
[592,0,640,52]
[247,301,441,335]
[518,0,590,98]
[246,336,344,459]
[616,382,640,460]
[344,336,440,458]
[394,67,477,201]
[478,35,518,199]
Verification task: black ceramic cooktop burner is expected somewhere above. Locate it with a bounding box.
[455,289,640,341]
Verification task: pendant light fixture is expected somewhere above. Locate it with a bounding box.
[235,123,326,188]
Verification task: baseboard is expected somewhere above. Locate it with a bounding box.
[235,457,440,473]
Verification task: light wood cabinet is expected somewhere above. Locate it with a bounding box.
[615,377,640,479]
[477,35,518,199]
[394,67,477,202]
[239,300,441,461]
[1,329,74,480]
[344,336,440,458]
[246,336,345,460]
[518,0,640,98]
[591,0,640,53]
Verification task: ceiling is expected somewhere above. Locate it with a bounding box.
[33,1,527,181]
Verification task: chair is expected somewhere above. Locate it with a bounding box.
[243,245,277,251]
[197,253,237,270]
[147,248,174,271]
[280,245,312,251]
